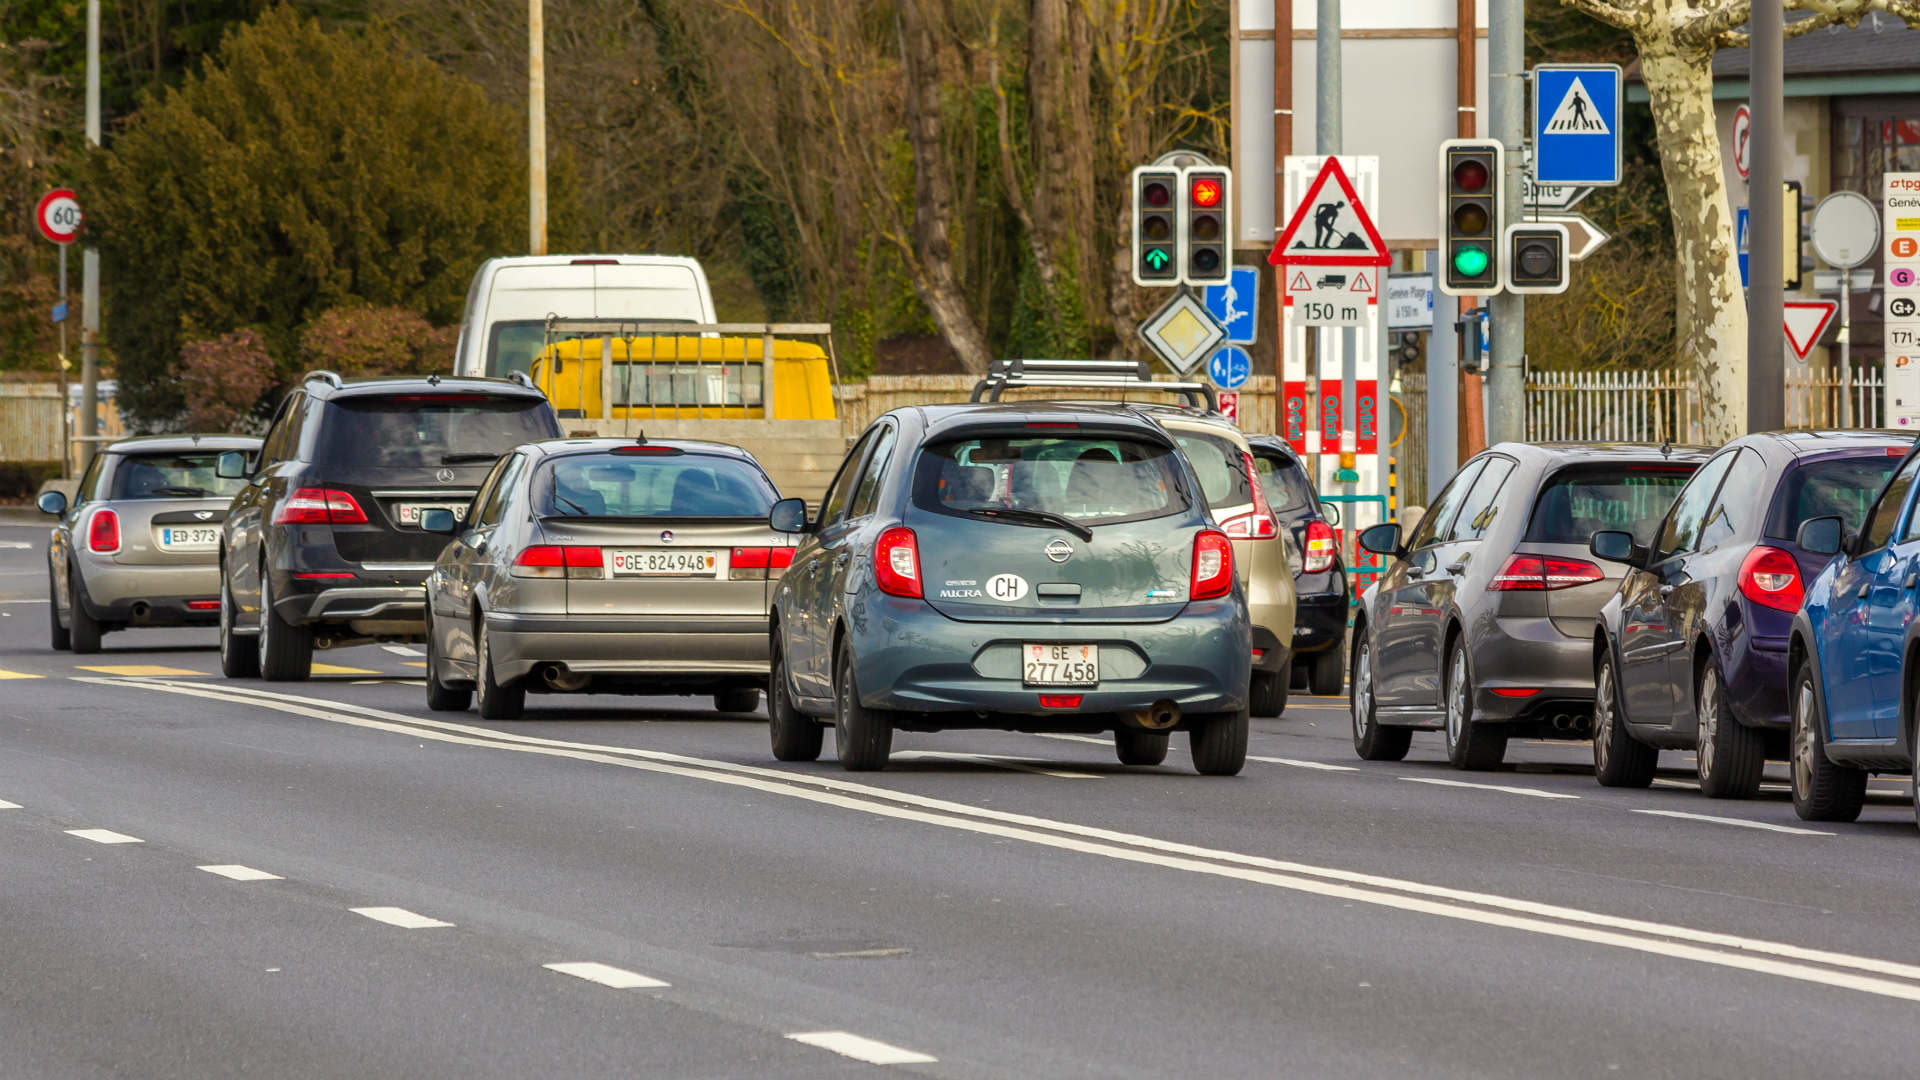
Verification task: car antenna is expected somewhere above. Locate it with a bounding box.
[427,373,441,386]
[1659,438,1672,458]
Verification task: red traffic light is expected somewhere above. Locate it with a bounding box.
[1190,178,1222,207]
[1143,181,1171,207]
[1452,159,1490,193]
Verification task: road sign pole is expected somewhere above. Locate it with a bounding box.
[1748,0,1785,432]
[79,0,100,462]
[1427,250,1458,498]
[1841,273,1852,427]
[1486,0,1525,445]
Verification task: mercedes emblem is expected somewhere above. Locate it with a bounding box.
[1045,537,1074,563]
[435,468,456,484]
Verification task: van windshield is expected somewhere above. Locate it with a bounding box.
[912,434,1187,527]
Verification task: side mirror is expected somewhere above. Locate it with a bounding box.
[1589,529,1640,567]
[36,490,66,515]
[1797,515,1844,557]
[768,497,809,535]
[215,451,250,479]
[1321,502,1341,527]
[419,508,458,535]
[1358,522,1403,557]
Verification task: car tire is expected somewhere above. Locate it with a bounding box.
[217,567,259,679]
[1114,728,1170,766]
[715,687,761,715]
[67,569,102,655]
[1790,664,1865,822]
[833,638,892,772]
[1189,708,1249,776]
[423,612,472,713]
[256,569,313,682]
[47,565,70,651]
[1443,637,1506,771]
[1309,647,1343,696]
[474,617,525,720]
[1592,648,1655,788]
[767,631,823,762]
[1250,670,1288,717]
[1351,634,1411,762]
[1696,659,1763,799]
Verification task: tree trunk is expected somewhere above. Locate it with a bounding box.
[1025,0,1100,331]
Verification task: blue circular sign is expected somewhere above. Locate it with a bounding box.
[1207,346,1251,390]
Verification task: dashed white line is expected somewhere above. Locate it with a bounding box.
[1400,777,1579,799]
[543,961,669,989]
[785,1031,937,1066]
[1250,755,1358,772]
[0,798,19,809]
[350,906,454,929]
[381,644,424,657]
[1630,809,1834,836]
[66,828,143,844]
[198,864,283,881]
[892,750,1099,779]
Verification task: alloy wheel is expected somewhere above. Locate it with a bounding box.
[1594,660,1614,772]
[1352,643,1373,739]
[1792,679,1817,800]
[1698,667,1721,781]
[1446,648,1468,746]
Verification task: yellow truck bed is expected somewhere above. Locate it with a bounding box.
[532,336,834,421]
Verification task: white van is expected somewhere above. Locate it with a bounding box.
[451,254,718,379]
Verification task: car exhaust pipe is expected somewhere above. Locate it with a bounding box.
[541,665,590,692]
[1126,699,1181,731]
[131,601,150,620]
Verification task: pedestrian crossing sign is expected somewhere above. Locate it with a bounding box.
[1532,64,1622,186]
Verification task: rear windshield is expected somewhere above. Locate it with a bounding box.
[1168,431,1254,511]
[110,451,247,500]
[314,395,558,468]
[1524,465,1696,546]
[539,452,776,519]
[912,433,1187,527]
[1767,452,1909,539]
[1252,452,1315,517]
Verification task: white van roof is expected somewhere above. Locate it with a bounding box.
[479,255,710,322]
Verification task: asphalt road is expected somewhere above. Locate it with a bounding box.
[6,515,1920,1078]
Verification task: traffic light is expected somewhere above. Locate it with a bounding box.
[1503,223,1569,294]
[1181,166,1231,286]
[1438,139,1504,297]
[1786,180,1812,291]
[1131,166,1180,286]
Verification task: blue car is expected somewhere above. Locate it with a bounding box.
[1788,438,1920,824]
[765,403,1253,775]
[1590,432,1913,797]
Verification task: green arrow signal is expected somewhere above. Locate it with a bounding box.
[1144,248,1170,270]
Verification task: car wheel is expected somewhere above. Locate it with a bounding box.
[218,566,259,679]
[474,617,525,720]
[256,568,313,682]
[1114,728,1170,766]
[67,569,102,655]
[1695,658,1763,799]
[1309,647,1343,696]
[715,687,761,714]
[1351,635,1411,761]
[1189,708,1249,776]
[832,637,892,771]
[423,611,472,713]
[1443,638,1506,771]
[767,631,823,762]
[47,564,70,651]
[1592,648,1655,788]
[1250,670,1288,717]
[1790,664,1865,822]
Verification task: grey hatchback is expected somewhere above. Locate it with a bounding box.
[765,404,1253,775]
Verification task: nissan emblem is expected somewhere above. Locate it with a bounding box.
[1045,537,1074,563]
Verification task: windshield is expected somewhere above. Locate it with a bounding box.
[912,433,1186,526]
[1168,431,1254,511]
[314,396,558,468]
[110,451,247,499]
[1768,452,1909,539]
[539,452,776,518]
[486,320,697,379]
[1524,465,1696,546]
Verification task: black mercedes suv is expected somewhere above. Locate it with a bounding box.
[215,371,560,680]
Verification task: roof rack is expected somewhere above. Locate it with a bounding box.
[303,370,344,389]
[970,357,1217,412]
[504,370,536,389]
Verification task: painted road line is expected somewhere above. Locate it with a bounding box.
[309,663,380,676]
[892,750,1100,779]
[75,665,203,677]
[1401,777,1579,799]
[0,668,42,680]
[1630,809,1834,836]
[1250,755,1358,772]
[0,799,20,809]
[67,828,142,844]
[381,644,424,657]
[350,678,426,686]
[786,1031,937,1066]
[198,864,283,881]
[0,598,51,604]
[350,906,454,929]
[543,961,669,989]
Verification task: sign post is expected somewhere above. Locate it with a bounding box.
[36,189,81,478]
[1885,174,1920,429]
[1811,191,1879,425]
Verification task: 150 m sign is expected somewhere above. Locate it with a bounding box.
[1283,267,1375,326]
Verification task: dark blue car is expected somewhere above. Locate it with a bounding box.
[1788,436,1920,823]
[1591,431,1913,798]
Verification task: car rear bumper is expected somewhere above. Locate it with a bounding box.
[1291,593,1348,657]
[1470,617,1596,722]
[77,559,220,612]
[485,612,770,682]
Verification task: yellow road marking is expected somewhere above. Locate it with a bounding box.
[0,668,42,680]
[76,664,203,677]
[309,663,379,676]
[401,661,427,668]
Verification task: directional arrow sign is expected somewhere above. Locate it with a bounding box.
[1535,212,1610,261]
[1783,300,1839,361]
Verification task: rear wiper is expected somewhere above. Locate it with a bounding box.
[148,486,210,497]
[963,507,1093,542]
[440,452,501,464]
[553,494,588,516]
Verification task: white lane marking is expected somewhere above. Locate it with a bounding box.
[0,541,31,550]
[0,599,50,604]
[1400,777,1579,799]
[1251,755,1359,772]
[786,1031,937,1066]
[544,961,669,989]
[350,906,454,929]
[1630,810,1834,836]
[0,799,19,809]
[350,679,426,686]
[892,750,1099,779]
[1029,732,1110,746]
[381,644,424,657]
[67,828,142,844]
[95,677,1920,999]
[198,864,283,881]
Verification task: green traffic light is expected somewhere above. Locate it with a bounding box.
[1144,248,1170,270]
[1453,244,1490,277]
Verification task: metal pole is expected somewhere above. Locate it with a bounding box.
[1273,0,1292,428]
[79,0,100,463]
[1427,253,1458,498]
[1841,274,1853,428]
[58,244,70,478]
[528,0,548,256]
[1456,0,1486,458]
[1485,0,1524,446]
[1748,0,1785,432]
[1316,0,1340,153]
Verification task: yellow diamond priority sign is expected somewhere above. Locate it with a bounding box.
[1138,292,1227,376]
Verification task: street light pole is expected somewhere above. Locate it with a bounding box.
[528,0,548,257]
[79,0,100,464]
[1485,0,1525,446]
[1747,1,1785,432]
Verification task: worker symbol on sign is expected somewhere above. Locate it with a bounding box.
[1296,199,1373,252]
[1544,78,1610,134]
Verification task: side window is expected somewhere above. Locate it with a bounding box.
[819,429,878,527]
[471,454,521,528]
[72,453,109,508]
[1862,452,1920,551]
[1445,457,1516,542]
[1407,459,1486,550]
[1699,449,1767,552]
[1657,451,1737,560]
[849,424,898,519]
[258,393,304,466]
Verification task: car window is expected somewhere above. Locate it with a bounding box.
[1169,431,1253,510]
[110,451,247,500]
[72,452,108,509]
[1861,451,1920,551]
[1406,459,1486,550]
[819,429,878,527]
[850,424,897,518]
[1525,463,1696,547]
[1656,452,1736,560]
[1252,451,1315,518]
[313,394,558,468]
[258,392,303,466]
[914,433,1186,526]
[540,451,776,519]
[1445,456,1516,542]
[1699,449,1767,551]
[472,454,522,528]
[1768,452,1908,541]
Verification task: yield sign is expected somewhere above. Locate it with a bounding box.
[1783,300,1839,360]
[1268,157,1389,267]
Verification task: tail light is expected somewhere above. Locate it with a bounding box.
[187,599,221,611]
[1487,554,1605,591]
[1191,529,1234,600]
[88,509,120,554]
[562,545,605,579]
[274,488,367,526]
[1038,694,1083,709]
[1738,545,1804,613]
[875,527,922,598]
[1303,520,1336,574]
[513,545,604,580]
[730,546,798,581]
[1220,452,1280,539]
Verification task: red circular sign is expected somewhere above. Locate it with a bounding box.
[1732,105,1752,181]
[35,189,82,245]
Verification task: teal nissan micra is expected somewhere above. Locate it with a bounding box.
[766,403,1252,775]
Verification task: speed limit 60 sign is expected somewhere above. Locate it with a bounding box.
[36,189,82,245]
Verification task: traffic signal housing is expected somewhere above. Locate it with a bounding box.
[1131,166,1181,286]
[1438,139,1504,297]
[1181,166,1231,286]
[1503,223,1569,294]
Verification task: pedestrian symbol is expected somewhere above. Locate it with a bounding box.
[1543,77,1609,135]
[1531,64,1622,186]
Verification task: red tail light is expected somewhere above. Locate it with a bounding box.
[187,599,221,611]
[274,488,367,526]
[513,545,603,579]
[1219,453,1279,538]
[729,546,797,581]
[562,546,605,579]
[1303,520,1336,574]
[1487,554,1605,591]
[875,527,922,598]
[1038,694,1083,709]
[1738,545,1804,613]
[88,509,120,554]
[1191,529,1234,600]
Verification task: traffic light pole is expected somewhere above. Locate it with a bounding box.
[79,0,100,467]
[1485,0,1525,447]
[1747,0,1785,432]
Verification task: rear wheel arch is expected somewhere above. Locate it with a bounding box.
[1903,639,1920,760]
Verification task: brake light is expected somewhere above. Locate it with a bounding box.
[1738,545,1804,613]
[87,508,120,554]
[274,488,366,526]
[294,571,355,580]
[1487,554,1605,591]
[514,545,566,578]
[1490,687,1540,698]
[1039,694,1083,709]
[324,490,367,524]
[562,546,605,579]
[729,546,796,581]
[1303,520,1336,573]
[611,445,684,456]
[570,258,618,265]
[187,600,221,611]
[1024,422,1079,429]
[875,527,922,598]
[1191,529,1234,600]
[388,394,489,404]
